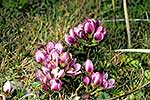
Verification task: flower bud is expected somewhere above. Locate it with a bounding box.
[91,72,102,85]
[69,29,77,38]
[42,84,49,91]
[35,69,45,83]
[60,52,72,67]
[102,79,108,89]
[65,34,75,45]
[93,26,106,42]
[60,52,72,62]
[84,20,95,34]
[83,77,90,86]
[83,59,94,73]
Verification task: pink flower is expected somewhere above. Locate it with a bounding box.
[93,26,106,42]
[83,77,90,86]
[103,72,108,79]
[51,67,65,79]
[3,81,11,93]
[84,19,95,33]
[41,66,50,74]
[55,42,64,53]
[102,72,115,89]
[34,49,46,63]
[50,79,62,91]
[73,27,86,40]
[65,34,76,45]
[69,29,78,39]
[91,72,102,85]
[102,79,108,89]
[83,59,94,73]
[50,49,59,66]
[46,42,55,54]
[36,69,48,83]
[45,61,57,69]
[107,79,115,89]
[77,23,84,30]
[59,52,72,67]
[66,63,81,76]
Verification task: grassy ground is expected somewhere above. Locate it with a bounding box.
[0,0,150,99]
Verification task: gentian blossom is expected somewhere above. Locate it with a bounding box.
[83,76,90,86]
[82,59,115,89]
[50,79,63,91]
[34,49,46,63]
[66,63,81,76]
[34,42,81,91]
[65,18,106,46]
[91,72,102,86]
[83,59,94,74]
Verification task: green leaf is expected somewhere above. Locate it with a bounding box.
[98,92,110,99]
[103,92,110,99]
[31,82,41,88]
[145,70,150,80]
[129,94,135,100]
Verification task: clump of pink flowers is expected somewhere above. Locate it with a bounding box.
[83,59,115,89]
[65,18,106,46]
[34,42,81,91]
[34,18,115,99]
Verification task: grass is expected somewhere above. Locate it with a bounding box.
[0,0,150,99]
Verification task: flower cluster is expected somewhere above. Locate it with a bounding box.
[33,18,115,99]
[34,42,81,91]
[83,59,115,89]
[65,18,106,45]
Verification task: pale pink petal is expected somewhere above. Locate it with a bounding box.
[103,72,108,79]
[57,69,65,78]
[46,42,55,54]
[41,66,49,74]
[107,79,115,89]
[34,49,46,63]
[3,81,11,93]
[55,42,64,53]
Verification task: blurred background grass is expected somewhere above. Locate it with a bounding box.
[0,0,150,99]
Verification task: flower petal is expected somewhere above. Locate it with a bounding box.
[102,79,108,89]
[3,81,11,93]
[91,72,102,85]
[83,77,90,86]
[65,34,76,45]
[108,79,115,89]
[41,66,49,74]
[55,42,64,53]
[103,72,108,79]
[34,49,46,63]
[46,42,55,54]
[74,63,81,71]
